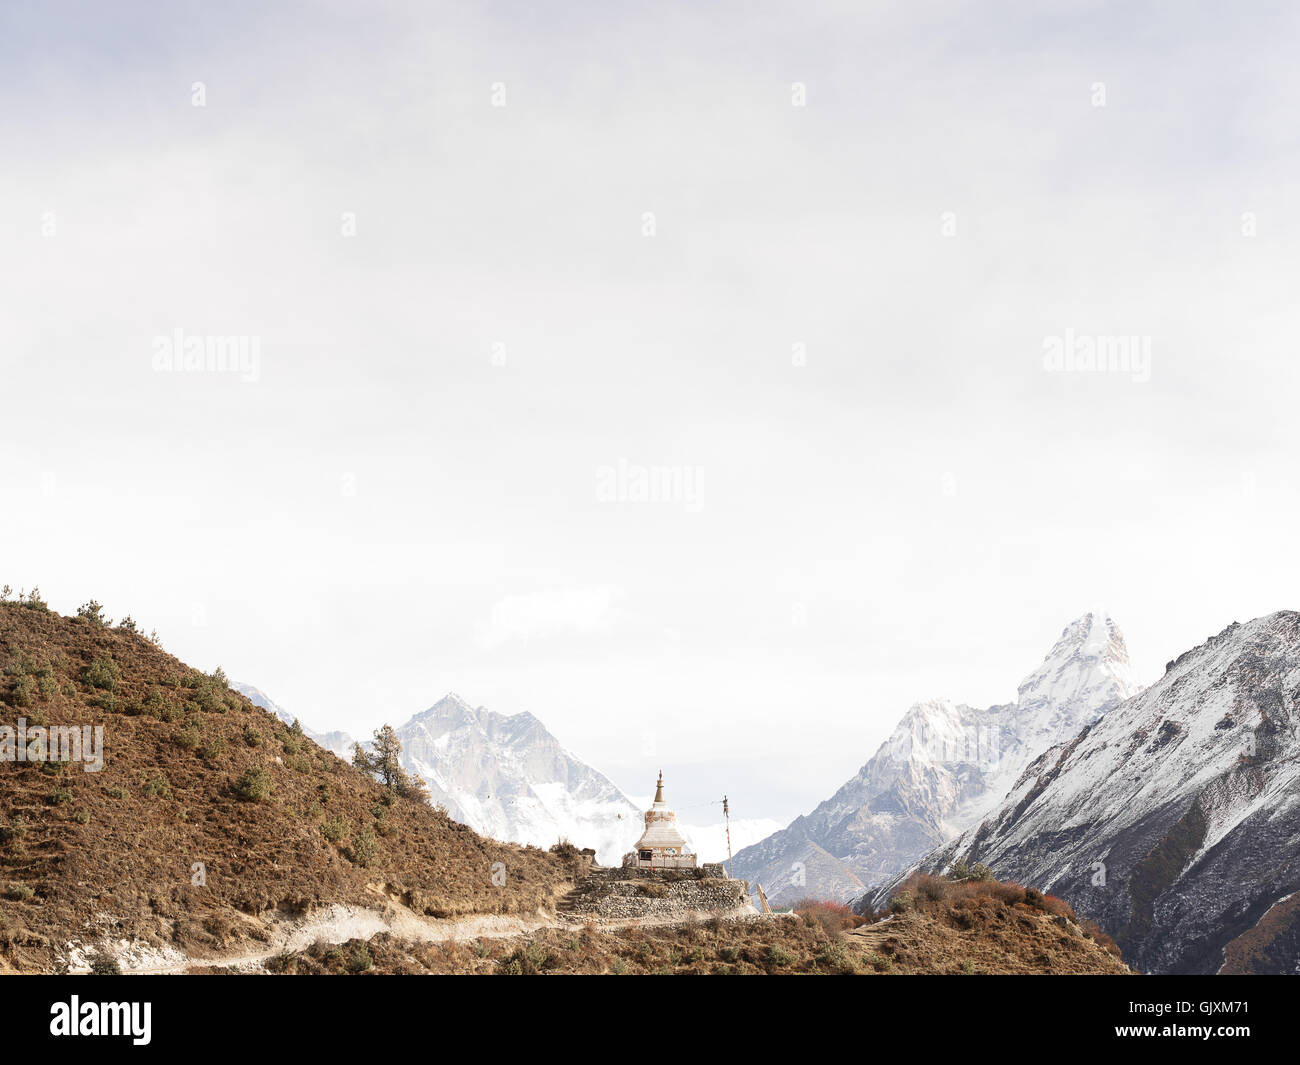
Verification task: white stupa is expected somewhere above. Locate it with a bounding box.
[631,771,697,870]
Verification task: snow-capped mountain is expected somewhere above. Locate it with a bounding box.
[731,613,1139,906]
[231,682,355,758]
[877,611,1300,974]
[394,693,641,865]
[230,684,727,866]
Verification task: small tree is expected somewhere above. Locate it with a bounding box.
[235,766,273,802]
[353,725,428,803]
[83,657,120,692]
[77,600,110,626]
[946,858,994,882]
[348,824,377,867]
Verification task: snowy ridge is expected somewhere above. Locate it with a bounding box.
[395,694,642,865]
[232,682,356,759]
[731,613,1138,906]
[881,611,1300,974]
[230,684,715,866]
[1010,612,1140,752]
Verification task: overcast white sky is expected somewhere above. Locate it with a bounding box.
[2,1,1297,822]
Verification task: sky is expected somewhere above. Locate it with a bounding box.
[2,1,1298,823]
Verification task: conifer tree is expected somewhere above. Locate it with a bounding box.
[353,725,429,803]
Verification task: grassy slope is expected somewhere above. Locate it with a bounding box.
[0,602,572,972]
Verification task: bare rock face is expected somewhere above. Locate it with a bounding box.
[732,614,1137,906]
[882,611,1300,974]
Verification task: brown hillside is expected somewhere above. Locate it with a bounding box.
[229,885,1131,975]
[188,884,1130,975]
[0,599,573,973]
[0,596,1134,977]
[846,873,1132,975]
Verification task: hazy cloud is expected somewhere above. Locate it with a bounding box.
[477,586,620,648]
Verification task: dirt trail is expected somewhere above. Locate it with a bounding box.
[845,914,897,952]
[77,899,772,974]
[68,905,559,975]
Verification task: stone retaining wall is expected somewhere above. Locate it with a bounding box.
[560,869,754,922]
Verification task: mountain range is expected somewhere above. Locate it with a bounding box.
[877,610,1300,974]
[390,693,641,865]
[231,686,778,865]
[13,594,1294,974]
[730,613,1139,905]
[230,608,1300,972]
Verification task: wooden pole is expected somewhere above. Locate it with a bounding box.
[723,795,733,879]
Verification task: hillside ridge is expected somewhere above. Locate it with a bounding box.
[0,600,573,972]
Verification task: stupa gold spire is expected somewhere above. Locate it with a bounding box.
[629,769,696,869]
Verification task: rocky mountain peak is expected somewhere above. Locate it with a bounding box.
[731,612,1142,906]
[1010,612,1139,751]
[894,610,1300,973]
[880,699,994,770]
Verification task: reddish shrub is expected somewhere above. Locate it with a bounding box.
[793,898,869,936]
[947,879,1026,907]
[1081,918,1123,957]
[887,873,951,906]
[1043,894,1077,921]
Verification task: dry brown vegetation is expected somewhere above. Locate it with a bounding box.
[233,879,1130,976]
[244,915,860,975]
[792,898,871,937]
[0,601,574,972]
[844,872,1129,975]
[242,877,1131,975]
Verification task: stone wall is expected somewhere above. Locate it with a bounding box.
[559,867,754,922]
[617,855,730,880]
